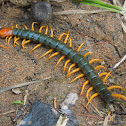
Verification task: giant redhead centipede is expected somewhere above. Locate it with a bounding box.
[0,22,126,110]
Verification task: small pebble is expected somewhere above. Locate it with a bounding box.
[31,1,52,24]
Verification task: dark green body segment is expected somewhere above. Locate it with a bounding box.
[12,28,114,103]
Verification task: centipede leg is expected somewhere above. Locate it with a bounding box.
[54,55,65,68]
[14,36,20,47]
[31,22,38,31]
[39,49,53,59]
[89,59,103,64]
[86,93,99,107]
[63,59,71,73]
[108,85,125,90]
[112,94,126,101]
[103,71,112,82]
[86,86,94,99]
[70,73,85,83]
[80,80,89,95]
[29,44,42,53]
[84,52,93,57]
[22,39,31,49]
[99,72,113,79]
[95,65,107,71]
[66,63,76,77]
[6,36,12,44]
[66,68,80,77]
[45,52,60,61]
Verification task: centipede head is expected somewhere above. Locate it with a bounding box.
[0,28,13,38]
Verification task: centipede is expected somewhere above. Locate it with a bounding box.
[0,22,125,112]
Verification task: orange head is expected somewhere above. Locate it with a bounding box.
[0,28,13,38]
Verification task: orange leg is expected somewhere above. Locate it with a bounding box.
[89,59,103,64]
[66,68,80,77]
[108,85,125,91]
[99,72,113,79]
[45,52,60,61]
[86,86,94,99]
[112,94,126,101]
[70,73,85,83]
[95,65,107,71]
[63,59,71,73]
[31,22,38,31]
[86,93,99,107]
[103,71,112,82]
[14,36,20,47]
[67,63,76,76]
[54,55,65,68]
[29,44,42,53]
[80,80,89,95]
[39,49,53,59]
[6,36,12,44]
[84,52,93,57]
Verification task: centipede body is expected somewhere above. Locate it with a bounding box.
[12,28,114,104]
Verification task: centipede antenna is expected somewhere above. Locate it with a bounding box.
[21,39,31,49]
[65,68,80,77]
[89,59,103,64]
[39,49,53,59]
[112,94,126,101]
[84,52,93,57]
[80,80,89,95]
[95,65,107,71]
[108,86,125,90]
[63,59,71,73]
[29,43,42,53]
[31,22,38,31]
[86,93,99,107]
[54,55,65,68]
[86,86,94,99]
[77,42,85,51]
[14,37,20,47]
[45,52,59,61]
[70,73,85,83]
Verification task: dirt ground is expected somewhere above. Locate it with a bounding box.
[0,0,126,126]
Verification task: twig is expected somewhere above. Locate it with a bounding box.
[112,54,126,70]
[53,9,110,15]
[0,77,51,94]
[0,110,15,116]
[74,113,103,120]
